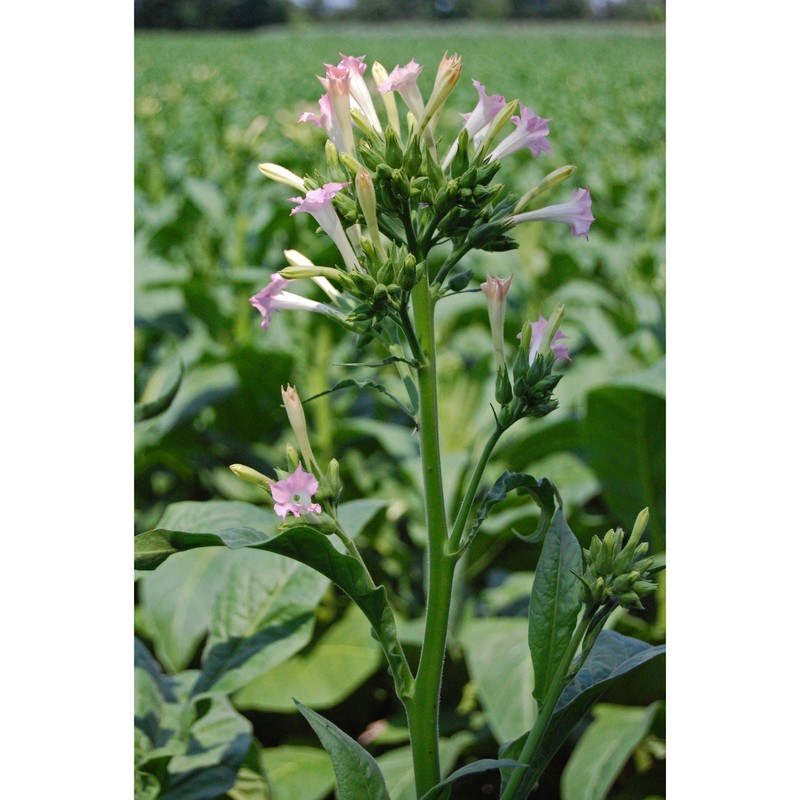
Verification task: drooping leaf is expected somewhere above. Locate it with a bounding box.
[419,759,526,800]
[334,356,419,369]
[235,603,382,712]
[460,618,536,744]
[135,351,184,422]
[260,746,334,800]
[295,701,390,800]
[500,632,666,793]
[460,471,561,554]
[193,553,330,695]
[302,378,415,420]
[529,508,583,703]
[561,702,661,800]
[134,507,413,700]
[584,387,666,551]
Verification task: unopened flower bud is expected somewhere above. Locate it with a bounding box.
[450,128,470,176]
[258,162,306,192]
[372,61,401,133]
[384,125,403,168]
[229,464,273,489]
[480,274,513,374]
[419,52,462,133]
[514,165,577,213]
[338,152,361,176]
[285,443,300,472]
[281,385,320,475]
[325,140,340,170]
[356,168,386,259]
[325,458,342,499]
[495,365,513,405]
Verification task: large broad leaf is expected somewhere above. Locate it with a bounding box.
[529,509,583,704]
[134,639,253,800]
[375,733,473,800]
[461,471,560,554]
[135,351,184,422]
[500,632,666,794]
[134,505,413,700]
[137,502,287,672]
[584,387,666,551]
[295,701,390,800]
[260,746,334,800]
[561,702,661,800]
[460,618,536,744]
[193,553,330,696]
[235,603,382,712]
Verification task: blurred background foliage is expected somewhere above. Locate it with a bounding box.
[135,17,664,800]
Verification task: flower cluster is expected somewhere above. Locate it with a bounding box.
[250,52,594,336]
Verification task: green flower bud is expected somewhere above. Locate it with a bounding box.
[325,458,342,499]
[285,443,300,472]
[229,464,272,489]
[384,125,403,168]
[324,140,340,170]
[446,269,472,293]
[372,283,390,310]
[399,257,417,291]
[450,128,470,176]
[617,590,642,608]
[391,168,410,199]
[495,365,513,405]
[338,152,361,176]
[402,134,423,175]
[633,579,658,598]
[358,141,382,170]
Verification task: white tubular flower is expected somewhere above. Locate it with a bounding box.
[249,274,342,332]
[355,168,386,259]
[257,162,306,192]
[372,61,401,133]
[289,182,360,272]
[319,65,356,157]
[377,60,426,129]
[284,249,341,301]
[509,188,595,240]
[419,52,462,133]
[338,54,382,133]
[298,94,346,154]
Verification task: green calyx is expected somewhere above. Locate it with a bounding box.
[580,508,660,610]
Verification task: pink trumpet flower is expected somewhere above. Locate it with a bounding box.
[509,188,595,239]
[377,59,426,124]
[442,80,507,168]
[488,104,552,162]
[289,183,360,271]
[522,313,571,364]
[269,464,322,519]
[338,53,382,132]
[249,274,339,332]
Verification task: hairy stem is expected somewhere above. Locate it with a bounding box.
[407,274,454,796]
[448,425,504,554]
[500,614,592,800]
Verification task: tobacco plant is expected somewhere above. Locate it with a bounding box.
[134,52,665,799]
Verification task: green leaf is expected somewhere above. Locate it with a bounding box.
[134,508,413,700]
[193,553,330,695]
[336,499,389,541]
[135,351,184,422]
[460,618,536,744]
[295,701,390,800]
[461,471,560,554]
[137,549,240,673]
[500,632,666,793]
[235,603,382,712]
[184,176,227,229]
[260,746,334,800]
[419,759,525,800]
[302,378,415,421]
[137,503,286,672]
[529,508,583,703]
[134,640,254,800]
[334,356,419,369]
[584,387,666,551]
[561,703,661,800]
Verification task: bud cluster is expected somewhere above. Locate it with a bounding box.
[579,509,659,611]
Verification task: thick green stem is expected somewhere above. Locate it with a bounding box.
[407,275,454,797]
[448,425,504,554]
[500,614,592,800]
